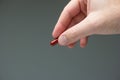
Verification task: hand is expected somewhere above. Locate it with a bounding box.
[52,0,120,48]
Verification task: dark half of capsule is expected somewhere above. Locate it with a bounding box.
[50,38,58,46]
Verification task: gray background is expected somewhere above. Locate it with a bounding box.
[0,0,120,80]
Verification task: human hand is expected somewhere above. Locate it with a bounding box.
[52,0,120,48]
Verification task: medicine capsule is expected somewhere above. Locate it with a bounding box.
[50,38,58,46]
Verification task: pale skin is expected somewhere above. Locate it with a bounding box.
[52,0,120,48]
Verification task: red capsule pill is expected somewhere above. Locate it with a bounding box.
[50,38,58,46]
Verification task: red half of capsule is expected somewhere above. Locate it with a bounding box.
[50,38,58,46]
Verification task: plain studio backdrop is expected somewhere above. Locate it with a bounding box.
[0,0,120,80]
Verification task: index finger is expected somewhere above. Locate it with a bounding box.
[52,0,81,38]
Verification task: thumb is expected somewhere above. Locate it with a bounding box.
[58,13,101,46]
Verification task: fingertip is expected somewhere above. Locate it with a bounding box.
[58,35,68,46]
[68,43,75,48]
[52,27,60,38]
[80,43,86,48]
[80,40,86,48]
[68,46,74,48]
[52,31,56,38]
[80,37,88,48]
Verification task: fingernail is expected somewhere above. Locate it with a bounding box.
[59,35,68,46]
